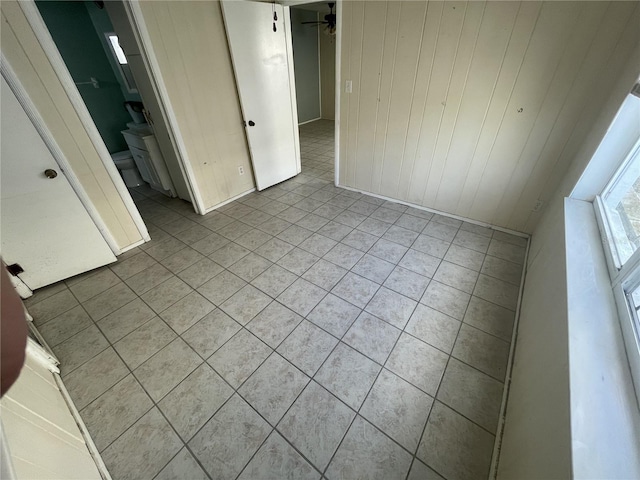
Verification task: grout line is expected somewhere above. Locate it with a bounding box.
[29,123,526,479]
[406,233,497,472]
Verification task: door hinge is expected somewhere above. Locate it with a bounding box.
[6,263,24,276]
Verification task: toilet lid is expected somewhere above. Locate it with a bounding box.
[111,150,133,161]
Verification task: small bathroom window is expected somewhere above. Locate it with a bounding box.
[105,33,138,94]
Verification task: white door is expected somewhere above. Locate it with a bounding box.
[221,0,301,191]
[0,76,116,291]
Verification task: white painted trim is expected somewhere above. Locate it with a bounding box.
[0,58,123,256]
[563,199,640,477]
[119,237,147,253]
[26,322,58,365]
[593,199,640,404]
[202,188,256,214]
[298,117,322,126]
[316,10,322,119]
[288,0,343,183]
[26,338,60,374]
[334,0,342,187]
[53,374,112,480]
[489,238,530,479]
[338,184,530,238]
[7,272,32,299]
[19,0,149,246]
[124,1,207,215]
[283,6,302,175]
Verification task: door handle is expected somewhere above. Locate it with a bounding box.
[248,120,255,127]
[44,169,58,179]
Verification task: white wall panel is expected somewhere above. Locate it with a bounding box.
[137,1,254,210]
[368,1,401,194]
[338,1,640,233]
[2,353,101,479]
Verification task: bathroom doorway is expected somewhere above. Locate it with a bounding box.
[34,0,192,204]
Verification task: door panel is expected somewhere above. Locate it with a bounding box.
[221,1,300,191]
[2,348,102,479]
[0,76,116,290]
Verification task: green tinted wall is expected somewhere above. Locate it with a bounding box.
[36,1,132,153]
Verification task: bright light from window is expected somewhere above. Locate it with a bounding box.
[108,35,128,65]
[594,87,640,412]
[602,142,640,267]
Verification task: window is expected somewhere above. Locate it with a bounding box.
[601,141,640,267]
[104,33,138,94]
[595,88,640,401]
[108,34,128,64]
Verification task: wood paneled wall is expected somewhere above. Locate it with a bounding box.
[2,352,102,479]
[137,1,255,211]
[338,1,640,233]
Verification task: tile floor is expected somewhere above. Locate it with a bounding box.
[26,119,527,480]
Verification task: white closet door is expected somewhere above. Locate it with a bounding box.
[221,0,301,191]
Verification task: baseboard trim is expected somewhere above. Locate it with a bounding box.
[336,184,530,239]
[201,188,256,215]
[118,237,149,254]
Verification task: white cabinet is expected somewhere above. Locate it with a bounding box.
[121,128,175,196]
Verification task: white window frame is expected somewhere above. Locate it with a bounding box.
[104,32,138,94]
[594,134,640,403]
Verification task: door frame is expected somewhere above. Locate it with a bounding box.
[120,1,207,214]
[334,0,342,186]
[282,0,342,186]
[17,0,150,252]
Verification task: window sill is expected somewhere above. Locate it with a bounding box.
[564,197,640,478]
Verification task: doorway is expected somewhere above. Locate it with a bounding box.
[34,0,191,205]
[289,1,337,183]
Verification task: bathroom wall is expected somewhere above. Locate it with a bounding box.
[84,1,141,103]
[290,7,320,124]
[36,1,132,154]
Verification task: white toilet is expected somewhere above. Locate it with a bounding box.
[112,150,144,188]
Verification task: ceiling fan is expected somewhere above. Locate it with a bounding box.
[302,2,336,36]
